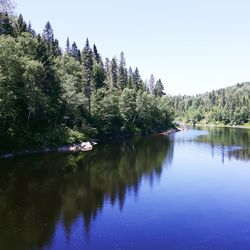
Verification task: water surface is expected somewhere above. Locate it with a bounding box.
[0,127,249,249]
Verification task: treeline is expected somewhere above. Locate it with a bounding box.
[171,82,250,125]
[0,8,174,150]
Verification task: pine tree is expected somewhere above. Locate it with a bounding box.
[70,42,81,62]
[93,44,101,63]
[65,37,70,54]
[133,67,142,90]
[42,22,61,57]
[17,14,27,34]
[118,52,128,89]
[42,21,54,45]
[27,22,36,37]
[154,79,165,97]
[52,39,61,57]
[0,12,14,35]
[92,44,105,89]
[128,67,134,88]
[82,38,94,113]
[110,57,118,88]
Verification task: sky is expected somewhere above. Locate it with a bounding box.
[14,0,250,95]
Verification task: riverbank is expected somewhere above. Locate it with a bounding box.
[176,121,250,129]
[194,123,250,129]
[0,141,95,159]
[0,127,182,159]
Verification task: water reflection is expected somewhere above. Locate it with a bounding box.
[196,127,250,162]
[0,135,173,250]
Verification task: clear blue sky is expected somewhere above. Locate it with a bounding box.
[14,0,250,95]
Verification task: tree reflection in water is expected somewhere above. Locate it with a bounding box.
[0,135,173,250]
[195,127,250,162]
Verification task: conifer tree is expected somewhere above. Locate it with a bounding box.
[128,67,134,88]
[133,67,142,90]
[70,42,81,62]
[0,12,14,35]
[93,44,101,63]
[154,79,165,97]
[65,37,70,54]
[17,14,27,34]
[42,21,54,46]
[82,38,94,113]
[92,44,105,89]
[27,22,36,37]
[118,52,128,89]
[110,57,118,88]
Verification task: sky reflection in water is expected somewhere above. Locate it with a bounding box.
[0,127,249,249]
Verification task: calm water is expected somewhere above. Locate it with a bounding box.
[0,127,250,250]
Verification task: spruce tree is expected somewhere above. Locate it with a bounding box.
[118,52,128,89]
[17,14,27,34]
[70,42,81,62]
[0,12,14,35]
[110,57,118,88]
[133,67,142,90]
[93,44,101,63]
[154,79,165,97]
[92,44,105,89]
[82,38,94,113]
[27,22,36,37]
[42,21,54,46]
[128,67,134,88]
[65,37,70,55]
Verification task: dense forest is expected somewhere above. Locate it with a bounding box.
[1,1,249,152]
[171,82,250,126]
[0,3,174,151]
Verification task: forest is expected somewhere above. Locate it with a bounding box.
[0,1,249,152]
[0,8,174,151]
[171,82,250,126]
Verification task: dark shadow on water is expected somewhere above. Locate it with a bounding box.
[0,135,173,250]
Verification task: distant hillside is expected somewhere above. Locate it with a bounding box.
[171,82,250,126]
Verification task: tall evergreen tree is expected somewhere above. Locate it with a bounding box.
[118,52,128,89]
[82,38,94,113]
[128,67,134,88]
[42,21,54,46]
[70,42,81,62]
[110,57,118,88]
[0,12,14,35]
[93,44,101,63]
[92,44,105,89]
[65,37,70,54]
[154,79,165,97]
[133,67,142,90]
[27,21,36,37]
[17,14,27,34]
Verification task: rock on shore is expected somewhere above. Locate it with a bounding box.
[0,141,96,159]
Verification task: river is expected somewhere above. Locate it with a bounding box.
[0,127,249,249]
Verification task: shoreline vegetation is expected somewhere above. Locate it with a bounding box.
[0,127,182,159]
[0,10,175,154]
[0,5,249,157]
[181,122,250,129]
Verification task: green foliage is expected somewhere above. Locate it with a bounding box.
[0,13,174,151]
[172,83,250,126]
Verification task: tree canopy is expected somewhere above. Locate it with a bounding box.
[0,13,173,151]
